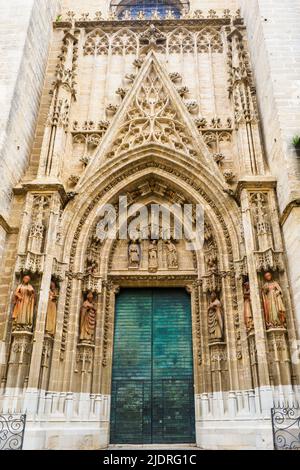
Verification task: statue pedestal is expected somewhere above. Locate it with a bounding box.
[6,330,33,389]
[74,342,95,394]
[266,328,292,387]
[209,342,228,394]
[38,334,54,391]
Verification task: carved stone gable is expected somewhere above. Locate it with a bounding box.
[80,52,215,186]
[106,61,199,160]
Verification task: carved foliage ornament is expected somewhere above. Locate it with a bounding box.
[61,9,242,23]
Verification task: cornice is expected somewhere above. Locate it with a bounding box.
[13,179,69,205]
[235,176,277,199]
[53,17,242,32]
[280,198,300,226]
[0,214,18,235]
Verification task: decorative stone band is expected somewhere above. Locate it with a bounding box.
[55,9,243,26]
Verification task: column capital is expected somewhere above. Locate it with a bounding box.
[236,177,277,199]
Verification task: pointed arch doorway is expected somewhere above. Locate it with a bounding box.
[110,288,195,444]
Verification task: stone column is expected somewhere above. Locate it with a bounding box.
[239,180,272,412]
[100,282,118,396]
[38,25,78,178]
[23,192,61,413]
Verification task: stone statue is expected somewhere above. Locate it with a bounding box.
[79,291,97,343]
[12,274,35,328]
[166,240,178,268]
[243,281,254,333]
[148,240,158,271]
[45,280,59,336]
[128,240,140,268]
[262,272,287,329]
[208,292,224,342]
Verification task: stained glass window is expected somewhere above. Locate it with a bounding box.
[112,0,186,20]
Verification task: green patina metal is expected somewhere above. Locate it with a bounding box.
[110,288,195,444]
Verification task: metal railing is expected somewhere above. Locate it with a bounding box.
[0,414,26,450]
[271,405,300,450]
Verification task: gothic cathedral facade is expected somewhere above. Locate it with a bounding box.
[0,0,300,449]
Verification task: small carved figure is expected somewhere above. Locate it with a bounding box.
[12,275,35,328]
[45,280,59,336]
[166,240,178,268]
[262,272,286,329]
[79,291,97,343]
[243,281,254,333]
[128,240,140,268]
[148,240,158,271]
[86,257,98,274]
[208,292,224,342]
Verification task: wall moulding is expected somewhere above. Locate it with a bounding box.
[54,12,242,31]
[107,273,198,287]
[0,214,18,235]
[235,177,277,200]
[279,198,300,226]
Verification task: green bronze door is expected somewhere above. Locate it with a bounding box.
[110,288,195,444]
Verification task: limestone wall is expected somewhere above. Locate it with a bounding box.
[239,0,300,333]
[0,0,60,221]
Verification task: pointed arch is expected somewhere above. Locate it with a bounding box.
[83,29,109,56]
[111,28,138,55]
[61,151,241,273]
[58,150,242,365]
[168,27,194,54]
[197,27,223,53]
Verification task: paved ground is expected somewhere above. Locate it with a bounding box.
[108,444,201,450]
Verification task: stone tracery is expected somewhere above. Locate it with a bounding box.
[106,61,199,159]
